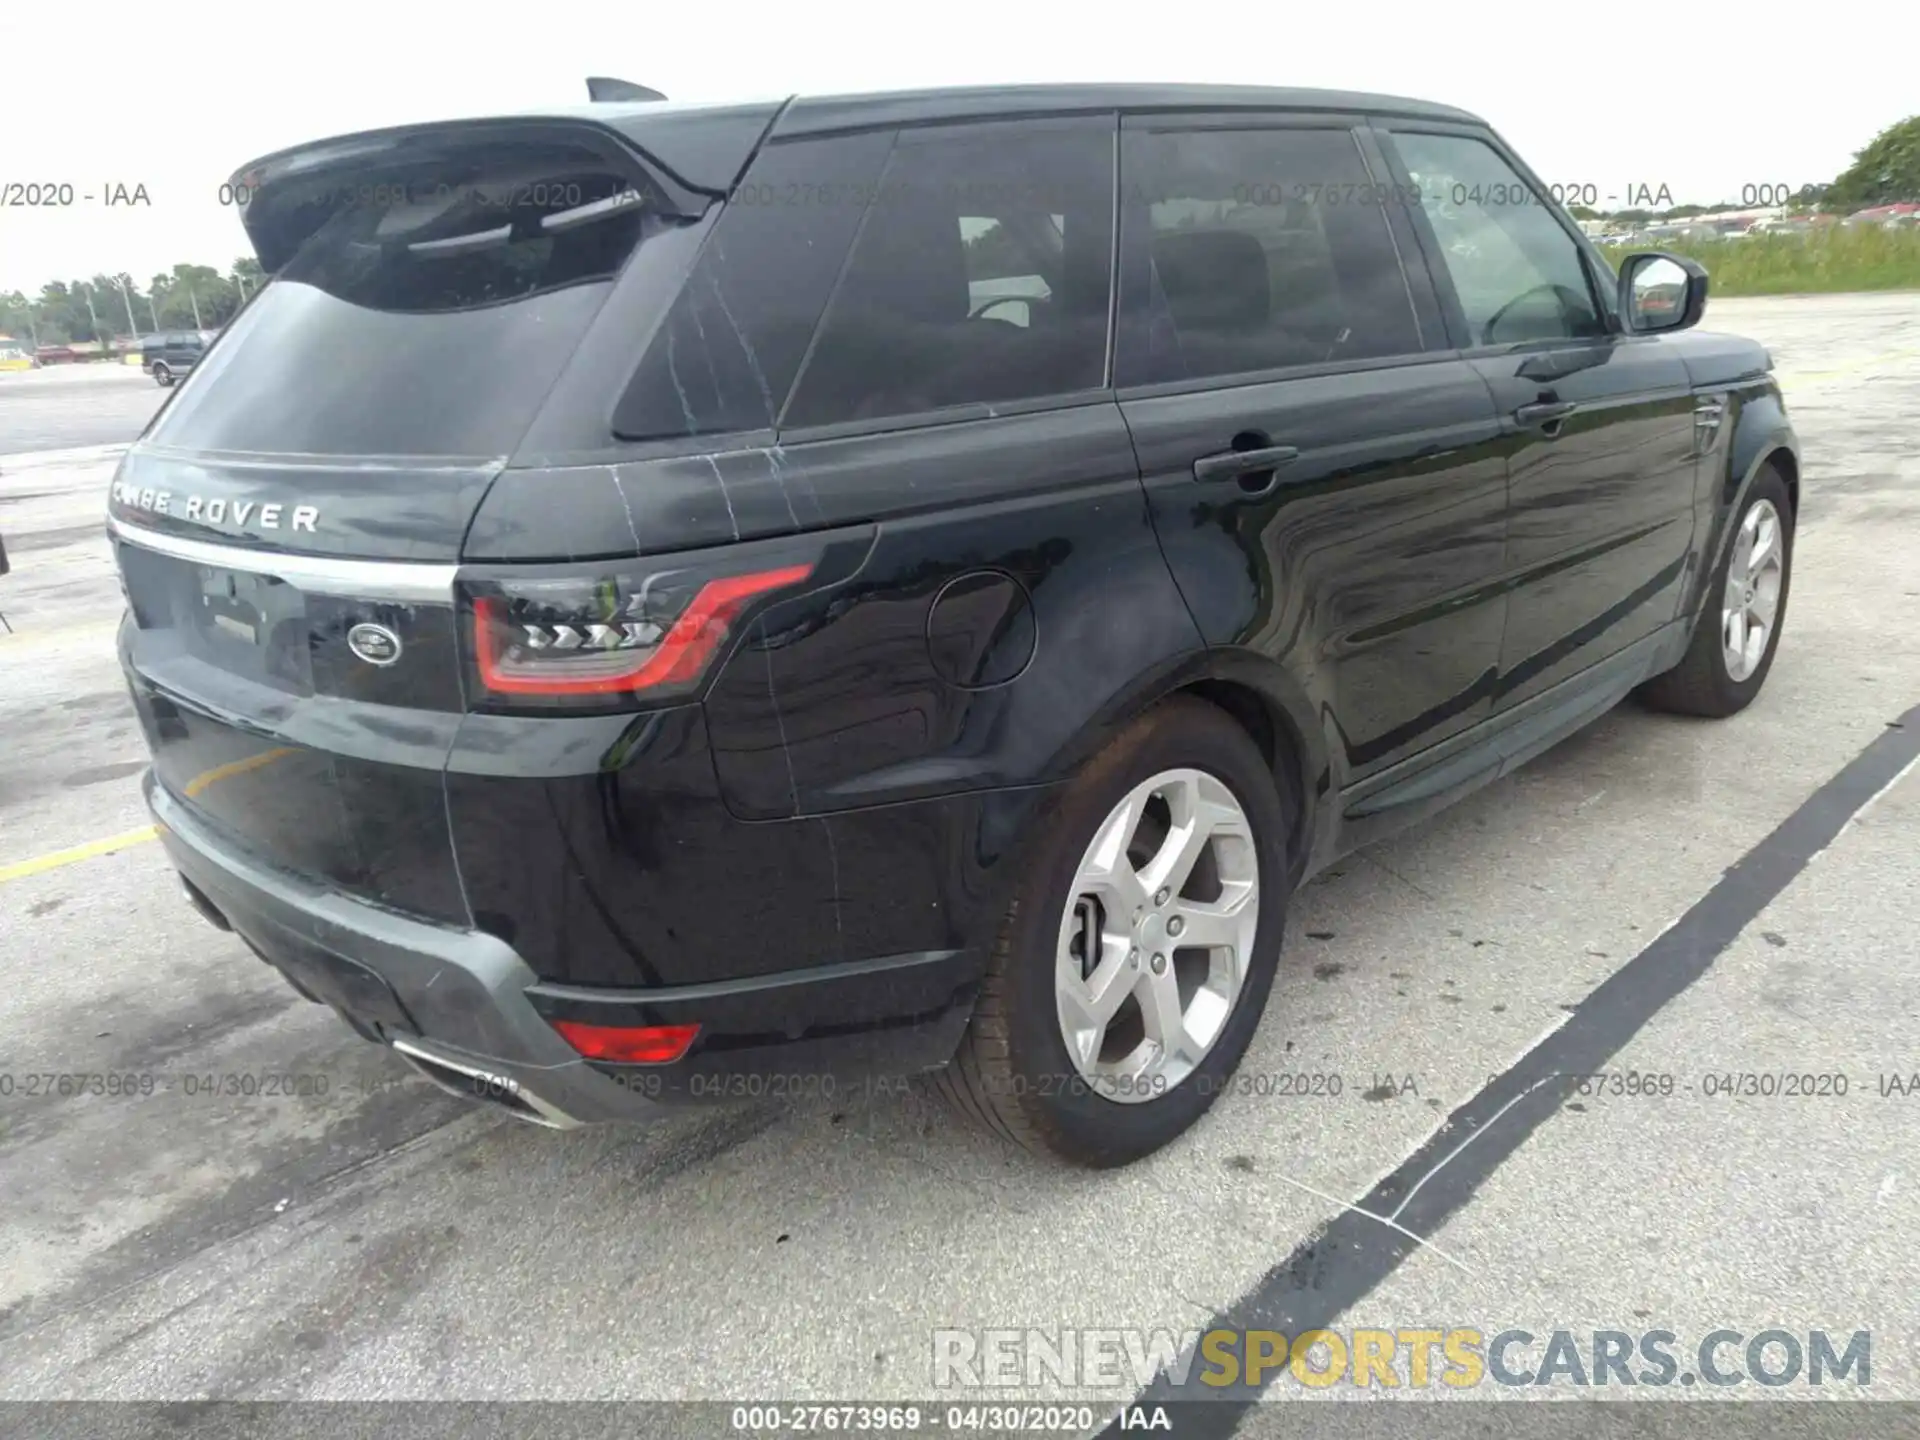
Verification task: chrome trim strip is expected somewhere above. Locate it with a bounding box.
[107,515,458,602]
[131,442,508,473]
[390,1037,582,1130]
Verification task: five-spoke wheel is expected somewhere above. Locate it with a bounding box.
[1055,768,1259,1100]
[1721,497,1785,683]
[938,699,1290,1167]
[1640,464,1794,718]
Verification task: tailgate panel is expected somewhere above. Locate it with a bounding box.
[117,531,471,927]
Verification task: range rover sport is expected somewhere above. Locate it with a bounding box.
[108,84,1799,1167]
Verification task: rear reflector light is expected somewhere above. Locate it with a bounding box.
[550,1020,700,1064]
[471,562,813,699]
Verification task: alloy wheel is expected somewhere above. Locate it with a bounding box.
[1054,767,1260,1102]
[1722,497,1785,682]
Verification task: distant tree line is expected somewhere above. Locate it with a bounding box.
[1,259,266,348]
[1567,114,1920,223]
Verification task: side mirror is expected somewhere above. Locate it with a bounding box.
[1619,251,1709,334]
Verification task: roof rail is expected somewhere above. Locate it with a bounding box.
[587,77,668,103]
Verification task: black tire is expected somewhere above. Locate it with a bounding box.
[152,363,173,387]
[935,697,1291,1167]
[1638,465,1794,718]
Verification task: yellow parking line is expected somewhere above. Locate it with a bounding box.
[0,748,292,884]
[0,826,159,884]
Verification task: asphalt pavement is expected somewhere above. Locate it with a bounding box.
[1,295,1917,1431]
[0,364,168,458]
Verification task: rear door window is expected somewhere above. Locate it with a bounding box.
[1116,123,1424,388]
[149,135,665,458]
[780,120,1114,429]
[962,214,1064,327]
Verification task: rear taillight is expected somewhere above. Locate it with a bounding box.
[550,1020,700,1064]
[465,560,814,705]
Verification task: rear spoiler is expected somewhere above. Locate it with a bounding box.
[587,77,667,102]
[226,117,717,272]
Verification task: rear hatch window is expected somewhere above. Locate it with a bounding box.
[150,133,670,458]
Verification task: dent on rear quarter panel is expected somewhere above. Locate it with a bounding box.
[700,408,1206,821]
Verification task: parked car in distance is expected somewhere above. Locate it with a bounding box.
[106,84,1799,1167]
[141,330,212,386]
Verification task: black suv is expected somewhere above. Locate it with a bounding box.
[141,330,212,386]
[107,85,1798,1166]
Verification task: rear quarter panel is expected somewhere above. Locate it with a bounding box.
[699,404,1205,819]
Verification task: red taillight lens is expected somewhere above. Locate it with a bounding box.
[470,562,814,700]
[550,1020,700,1064]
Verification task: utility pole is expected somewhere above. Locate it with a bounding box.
[117,276,139,336]
[149,281,165,330]
[80,283,102,341]
[187,283,203,330]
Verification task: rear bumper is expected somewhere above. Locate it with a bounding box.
[148,772,979,1126]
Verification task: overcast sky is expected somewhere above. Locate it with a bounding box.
[0,0,1908,295]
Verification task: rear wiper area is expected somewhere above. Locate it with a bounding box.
[231,120,708,273]
[540,185,651,235]
[385,189,652,265]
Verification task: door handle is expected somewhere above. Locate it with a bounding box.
[1514,400,1577,429]
[1192,445,1301,484]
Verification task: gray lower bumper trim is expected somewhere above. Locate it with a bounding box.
[148,772,671,1126]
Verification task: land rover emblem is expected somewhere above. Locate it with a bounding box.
[347,622,402,667]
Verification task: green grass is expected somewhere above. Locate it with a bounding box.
[1598,225,1920,296]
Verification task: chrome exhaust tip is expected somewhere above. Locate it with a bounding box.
[179,875,232,931]
[389,1037,582,1130]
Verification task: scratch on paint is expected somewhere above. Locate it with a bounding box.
[762,445,800,528]
[665,327,697,435]
[706,455,741,540]
[771,442,825,526]
[607,466,642,551]
[683,288,727,411]
[707,266,777,426]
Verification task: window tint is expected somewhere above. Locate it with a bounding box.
[613,131,893,441]
[1392,132,1604,347]
[149,138,659,457]
[960,213,1065,329]
[781,123,1112,429]
[1116,126,1421,387]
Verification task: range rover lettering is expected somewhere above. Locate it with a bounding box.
[108,84,1798,1167]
